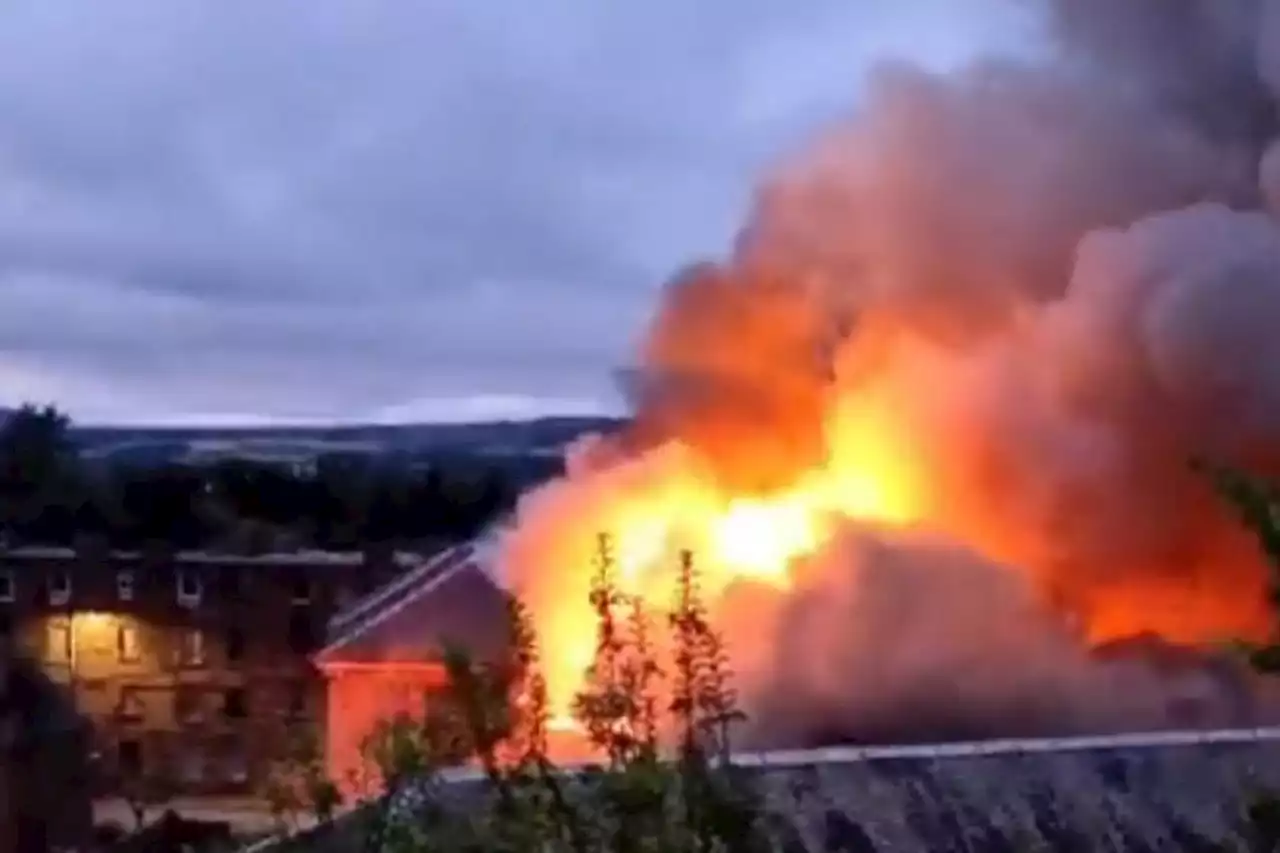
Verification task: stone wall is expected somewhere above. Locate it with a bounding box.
[254,727,1280,852]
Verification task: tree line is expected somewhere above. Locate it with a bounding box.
[0,403,524,552]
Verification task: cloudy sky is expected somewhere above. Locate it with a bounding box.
[0,0,1034,426]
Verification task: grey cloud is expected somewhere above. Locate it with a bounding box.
[0,0,1030,423]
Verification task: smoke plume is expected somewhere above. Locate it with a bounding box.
[499,0,1280,747]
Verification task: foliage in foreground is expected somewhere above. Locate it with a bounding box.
[269,535,767,853]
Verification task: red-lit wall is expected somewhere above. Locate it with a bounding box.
[320,662,448,795]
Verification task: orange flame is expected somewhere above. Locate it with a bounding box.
[510,387,930,723]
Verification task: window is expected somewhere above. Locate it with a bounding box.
[218,736,249,785]
[45,619,71,663]
[286,682,309,720]
[115,570,135,602]
[176,571,202,607]
[117,624,140,663]
[116,689,145,724]
[174,686,204,724]
[0,570,14,603]
[287,610,313,654]
[289,576,312,605]
[46,572,71,606]
[225,627,245,664]
[219,568,244,602]
[179,628,206,667]
[117,739,143,778]
[222,688,247,720]
[179,746,205,783]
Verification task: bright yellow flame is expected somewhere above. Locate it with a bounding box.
[710,497,817,583]
[526,392,927,728]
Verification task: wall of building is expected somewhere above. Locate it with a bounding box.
[257,728,1280,852]
[321,663,449,796]
[0,546,409,797]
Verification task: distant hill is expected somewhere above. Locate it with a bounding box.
[65,415,626,469]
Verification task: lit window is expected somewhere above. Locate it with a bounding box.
[179,628,206,667]
[45,620,71,663]
[176,571,202,607]
[117,624,141,663]
[116,570,135,602]
[0,570,14,603]
[47,572,71,606]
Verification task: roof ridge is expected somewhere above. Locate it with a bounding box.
[327,544,464,636]
[314,545,484,662]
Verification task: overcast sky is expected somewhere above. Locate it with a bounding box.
[0,0,1034,426]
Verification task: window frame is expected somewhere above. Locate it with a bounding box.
[46,571,71,606]
[178,627,206,667]
[117,623,141,664]
[116,569,136,602]
[289,575,312,606]
[176,570,203,607]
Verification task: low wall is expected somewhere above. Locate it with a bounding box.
[256,727,1280,852]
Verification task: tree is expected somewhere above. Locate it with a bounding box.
[117,464,210,548]
[0,403,80,544]
[261,722,342,831]
[1201,460,1280,671]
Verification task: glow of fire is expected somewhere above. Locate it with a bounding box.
[529,393,928,723]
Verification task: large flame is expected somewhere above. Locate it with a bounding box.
[509,380,937,722]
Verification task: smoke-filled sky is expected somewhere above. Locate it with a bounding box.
[0,0,1036,425]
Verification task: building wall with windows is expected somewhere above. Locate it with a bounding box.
[0,545,412,797]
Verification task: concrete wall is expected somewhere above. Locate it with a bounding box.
[257,727,1280,852]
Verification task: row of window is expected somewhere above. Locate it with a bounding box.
[44,613,314,665]
[113,684,309,725]
[115,735,252,786]
[0,568,316,606]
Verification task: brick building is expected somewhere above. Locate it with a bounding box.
[0,543,414,798]
[314,537,510,791]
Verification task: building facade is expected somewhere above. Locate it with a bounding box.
[0,543,413,798]
[314,537,511,792]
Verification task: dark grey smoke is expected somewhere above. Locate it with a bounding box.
[731,526,1275,749]
[1050,0,1275,144]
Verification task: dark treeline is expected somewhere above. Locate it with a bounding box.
[0,404,526,552]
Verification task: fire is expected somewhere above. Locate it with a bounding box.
[509,390,931,723]
[710,497,816,582]
[498,30,1280,741]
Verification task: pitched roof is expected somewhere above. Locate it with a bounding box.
[315,532,512,667]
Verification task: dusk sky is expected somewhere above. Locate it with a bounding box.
[0,0,1035,426]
